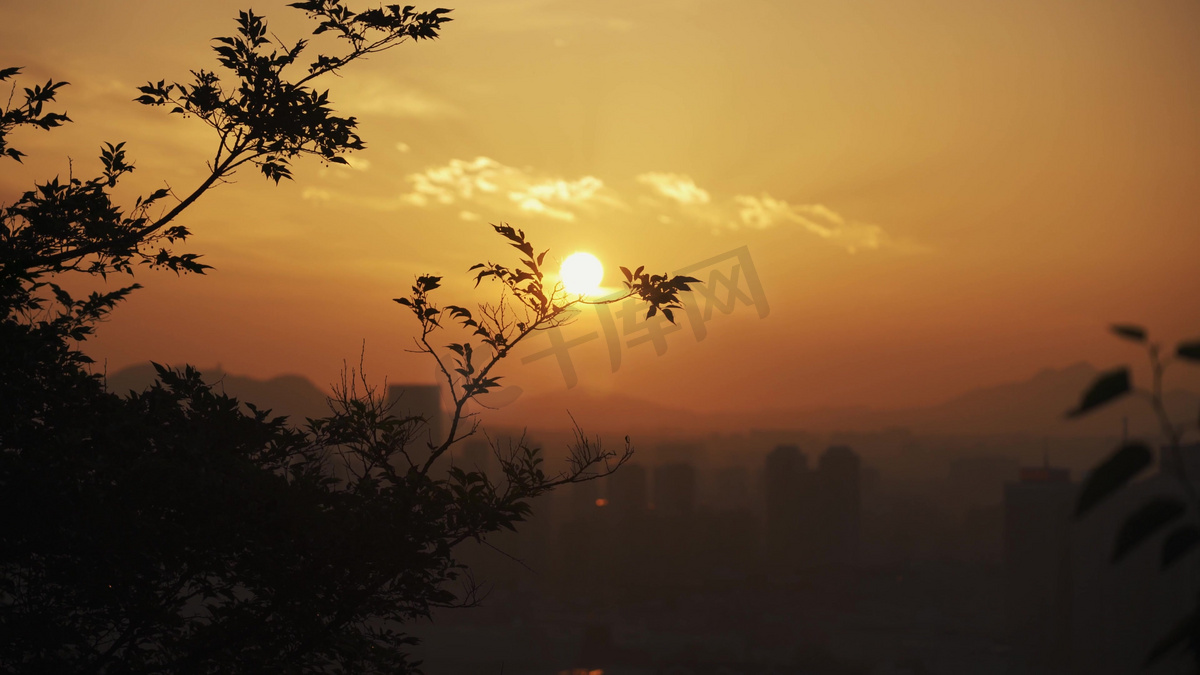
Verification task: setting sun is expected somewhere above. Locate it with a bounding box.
[560,252,604,296]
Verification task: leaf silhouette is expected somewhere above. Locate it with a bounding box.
[1110,324,1147,342]
[1113,497,1186,562]
[1075,441,1152,517]
[1066,367,1130,418]
[1177,339,1200,362]
[1146,610,1198,666]
[1162,526,1200,570]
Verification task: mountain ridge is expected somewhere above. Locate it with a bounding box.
[104,361,1200,438]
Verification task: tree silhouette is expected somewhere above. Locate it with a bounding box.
[0,4,698,672]
[1071,325,1200,668]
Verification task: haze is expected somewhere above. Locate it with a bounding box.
[2,0,1199,413]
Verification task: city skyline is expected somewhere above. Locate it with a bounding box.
[2,0,1199,415]
[6,2,1199,673]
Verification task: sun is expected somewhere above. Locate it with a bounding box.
[560,252,604,296]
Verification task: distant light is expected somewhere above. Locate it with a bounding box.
[560,252,604,296]
[594,498,608,507]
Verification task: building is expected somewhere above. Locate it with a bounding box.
[606,463,648,518]
[763,444,811,571]
[814,445,861,568]
[652,463,697,517]
[456,438,493,479]
[705,465,752,512]
[386,383,444,453]
[1003,462,1074,668]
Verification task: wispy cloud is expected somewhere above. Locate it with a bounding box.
[633,172,897,253]
[299,153,907,253]
[335,76,462,120]
[636,172,710,206]
[732,193,888,253]
[400,156,620,222]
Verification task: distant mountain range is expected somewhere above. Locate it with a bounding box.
[105,361,1199,438]
[485,361,1198,438]
[105,363,332,423]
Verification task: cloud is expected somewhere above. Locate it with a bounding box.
[631,172,896,253]
[335,76,461,119]
[300,152,908,254]
[636,172,710,205]
[301,187,332,202]
[733,193,887,253]
[400,156,620,222]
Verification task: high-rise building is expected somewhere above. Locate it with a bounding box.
[567,478,601,522]
[763,445,813,571]
[652,463,696,516]
[707,465,751,512]
[1004,462,1074,667]
[948,454,1020,511]
[606,463,648,518]
[386,383,444,452]
[814,445,861,568]
[456,438,494,480]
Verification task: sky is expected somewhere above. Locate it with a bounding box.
[2,0,1199,414]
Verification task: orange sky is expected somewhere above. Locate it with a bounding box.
[3,0,1200,413]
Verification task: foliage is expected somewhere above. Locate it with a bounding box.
[397,222,700,474]
[0,3,697,673]
[0,67,71,163]
[1070,324,1200,667]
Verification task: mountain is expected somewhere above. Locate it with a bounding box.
[485,362,1200,438]
[105,363,332,423]
[103,361,1200,439]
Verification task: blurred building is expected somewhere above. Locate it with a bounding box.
[456,438,493,478]
[1003,462,1074,668]
[653,463,697,517]
[567,478,602,522]
[386,383,444,453]
[607,463,649,518]
[764,444,811,571]
[814,445,862,568]
[948,454,1020,512]
[705,465,752,512]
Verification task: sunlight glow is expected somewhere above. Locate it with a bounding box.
[560,252,604,296]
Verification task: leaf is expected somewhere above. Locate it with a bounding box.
[1162,526,1200,569]
[1075,442,1152,517]
[1146,610,1198,666]
[1066,367,1130,418]
[1177,339,1200,362]
[1113,497,1186,562]
[1110,324,1147,342]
